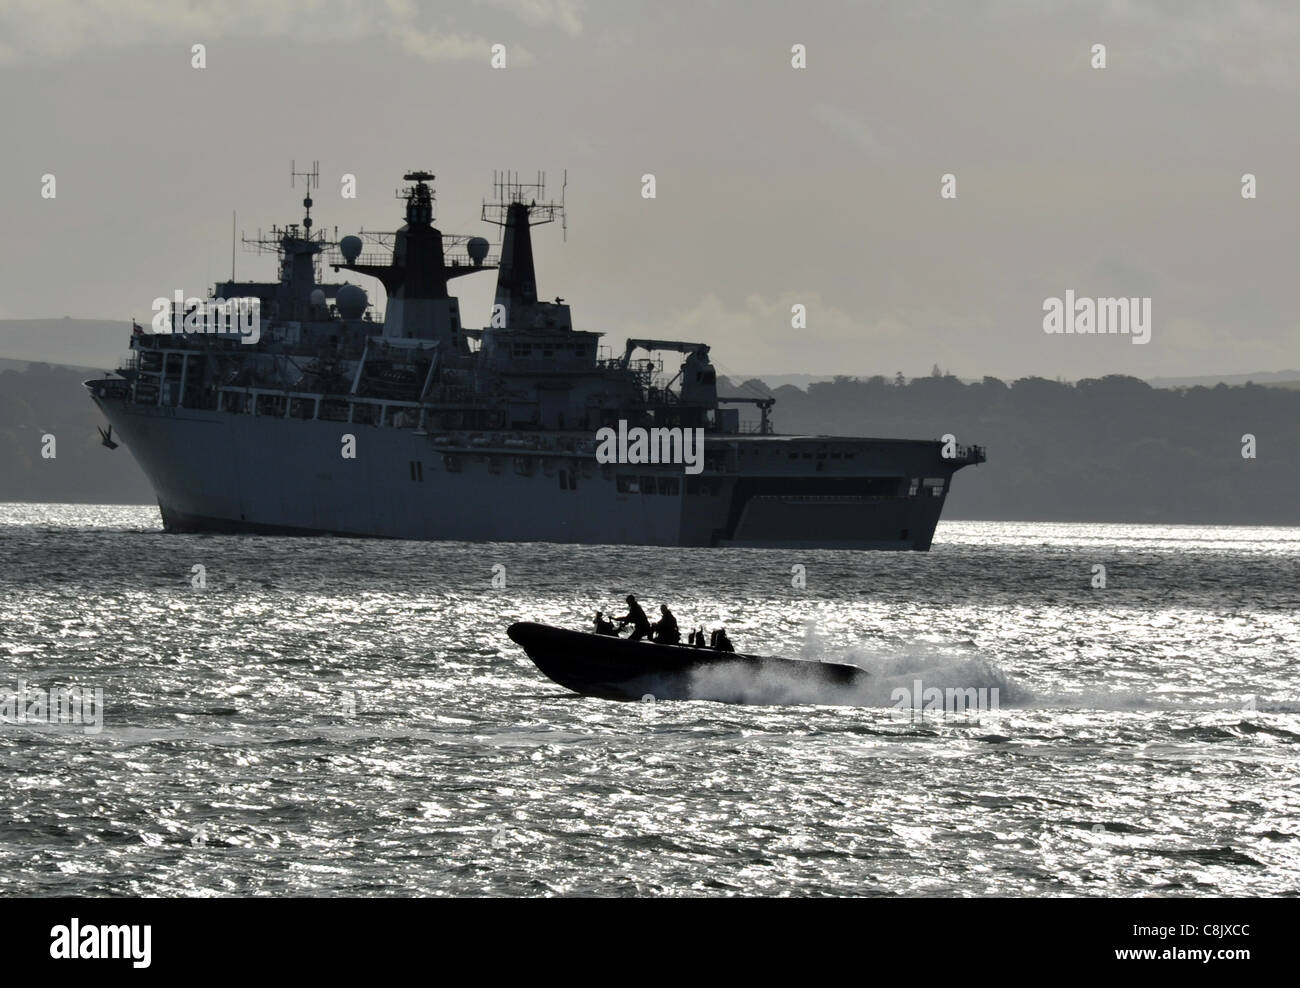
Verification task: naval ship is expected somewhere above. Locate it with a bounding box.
[87,167,984,549]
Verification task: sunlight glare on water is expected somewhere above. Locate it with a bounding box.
[1,505,1297,896]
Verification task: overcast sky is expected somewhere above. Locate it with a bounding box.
[2,0,1298,380]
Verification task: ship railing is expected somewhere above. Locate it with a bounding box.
[326,250,392,268]
[216,385,419,422]
[493,357,596,374]
[212,384,501,430]
[949,443,987,462]
[444,255,500,272]
[595,357,660,373]
[131,332,247,353]
[431,436,598,458]
[290,309,384,326]
[89,377,132,400]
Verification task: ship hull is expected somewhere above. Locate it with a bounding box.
[90,393,968,549]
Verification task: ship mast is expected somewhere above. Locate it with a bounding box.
[238,160,333,321]
[481,171,566,327]
[331,171,498,348]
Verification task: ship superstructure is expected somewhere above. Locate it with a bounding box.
[87,167,984,548]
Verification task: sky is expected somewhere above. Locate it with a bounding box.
[1,0,1298,381]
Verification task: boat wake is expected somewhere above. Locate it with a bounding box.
[681,642,1030,710]
[683,661,873,707]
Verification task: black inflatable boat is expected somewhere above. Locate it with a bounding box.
[506,621,870,705]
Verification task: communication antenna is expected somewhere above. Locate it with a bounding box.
[291,159,321,231]
[482,169,567,235]
[290,159,320,194]
[231,210,236,281]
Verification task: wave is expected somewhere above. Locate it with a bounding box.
[678,627,1030,709]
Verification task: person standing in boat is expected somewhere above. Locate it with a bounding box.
[651,604,680,645]
[614,595,652,641]
[710,628,735,653]
[593,611,618,636]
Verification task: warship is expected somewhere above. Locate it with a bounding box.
[87,166,985,549]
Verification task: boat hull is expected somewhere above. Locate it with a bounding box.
[506,621,870,705]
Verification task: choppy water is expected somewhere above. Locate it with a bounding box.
[1,503,1297,896]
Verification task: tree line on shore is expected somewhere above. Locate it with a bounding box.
[722,370,1299,525]
[2,360,1297,525]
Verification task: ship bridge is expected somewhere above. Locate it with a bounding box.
[329,171,501,353]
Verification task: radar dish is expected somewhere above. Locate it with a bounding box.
[336,283,368,320]
[339,235,363,263]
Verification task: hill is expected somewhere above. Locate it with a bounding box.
[721,373,1299,525]
[3,359,1298,524]
[0,361,155,505]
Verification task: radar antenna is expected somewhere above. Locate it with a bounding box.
[241,160,331,286]
[290,159,320,230]
[482,170,567,233]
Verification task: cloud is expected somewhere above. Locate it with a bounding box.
[627,292,914,375]
[483,0,584,37]
[811,104,889,159]
[972,0,1300,90]
[0,0,579,65]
